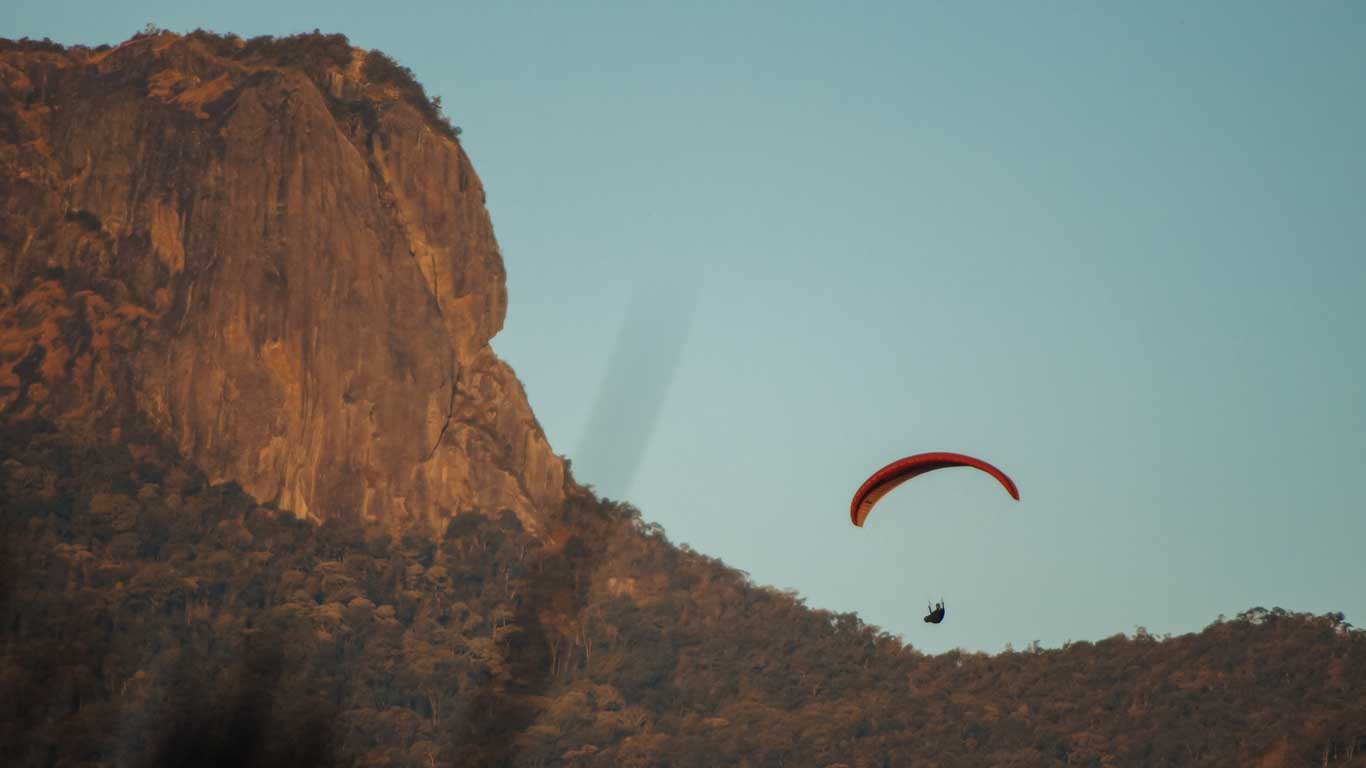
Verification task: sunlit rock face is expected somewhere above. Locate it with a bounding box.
[0,32,567,533]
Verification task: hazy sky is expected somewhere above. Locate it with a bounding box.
[14,2,1365,654]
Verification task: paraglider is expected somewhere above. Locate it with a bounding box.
[850,451,1019,528]
[850,452,1019,627]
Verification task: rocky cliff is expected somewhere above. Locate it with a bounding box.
[0,31,567,532]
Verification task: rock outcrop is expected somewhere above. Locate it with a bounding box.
[0,32,568,532]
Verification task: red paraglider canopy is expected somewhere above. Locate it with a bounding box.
[850,452,1019,527]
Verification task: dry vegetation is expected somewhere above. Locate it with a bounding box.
[2,420,1363,767]
[1,28,462,141]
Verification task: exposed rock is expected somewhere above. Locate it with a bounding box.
[0,31,568,533]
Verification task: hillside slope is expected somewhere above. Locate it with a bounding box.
[2,426,1364,767]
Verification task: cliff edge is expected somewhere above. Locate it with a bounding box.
[0,31,568,532]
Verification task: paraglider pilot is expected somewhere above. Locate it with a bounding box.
[924,599,945,624]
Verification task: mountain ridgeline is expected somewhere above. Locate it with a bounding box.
[2,32,1364,768]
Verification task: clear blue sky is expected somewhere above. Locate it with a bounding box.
[15,2,1365,654]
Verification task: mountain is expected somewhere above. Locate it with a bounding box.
[0,30,565,534]
[3,31,1364,768]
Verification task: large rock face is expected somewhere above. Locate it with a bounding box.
[0,32,567,532]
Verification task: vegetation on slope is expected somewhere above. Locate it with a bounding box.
[0,28,462,142]
[2,420,1364,767]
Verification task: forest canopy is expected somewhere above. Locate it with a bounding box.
[2,420,1363,767]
